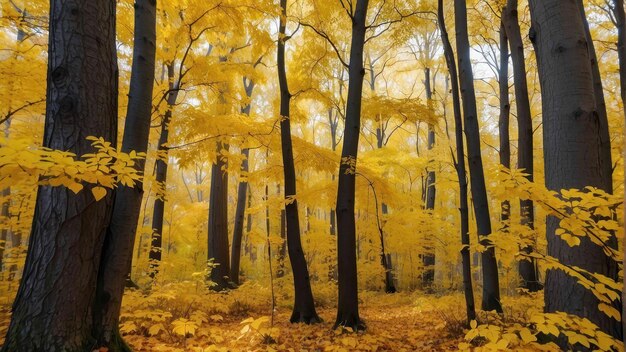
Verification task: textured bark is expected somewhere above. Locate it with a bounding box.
[498,18,511,231]
[278,0,320,323]
[503,0,541,292]
[421,66,436,287]
[438,0,476,324]
[208,140,230,290]
[578,1,613,193]
[208,54,231,291]
[529,0,621,339]
[149,63,177,277]
[612,0,626,340]
[335,0,369,330]
[91,2,156,350]
[2,1,118,350]
[454,0,502,313]
[230,80,255,286]
[94,1,156,349]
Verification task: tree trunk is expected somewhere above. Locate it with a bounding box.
[578,1,613,193]
[422,66,436,288]
[208,54,231,291]
[529,0,621,339]
[208,140,231,290]
[278,0,320,323]
[230,79,256,286]
[503,0,541,292]
[149,63,177,278]
[454,0,502,313]
[334,0,369,330]
[438,0,476,324]
[498,19,510,223]
[2,1,118,350]
[612,0,626,340]
[94,0,157,349]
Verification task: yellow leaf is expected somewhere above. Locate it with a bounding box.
[92,186,107,201]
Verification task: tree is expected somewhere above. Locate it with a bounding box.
[2,0,118,350]
[230,77,256,286]
[454,0,502,313]
[334,0,369,330]
[498,19,510,231]
[94,0,157,349]
[529,0,621,339]
[438,0,476,324]
[149,63,178,277]
[208,55,232,291]
[502,0,541,292]
[277,0,321,323]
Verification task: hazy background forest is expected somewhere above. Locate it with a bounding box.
[0,0,624,351]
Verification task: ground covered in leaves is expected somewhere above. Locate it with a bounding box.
[123,292,462,352]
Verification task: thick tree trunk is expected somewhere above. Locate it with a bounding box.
[503,0,541,292]
[422,66,436,288]
[278,0,320,323]
[454,0,502,313]
[612,0,626,341]
[94,0,157,349]
[149,64,177,277]
[208,54,231,291]
[230,80,255,286]
[529,0,621,339]
[2,1,118,350]
[208,140,231,290]
[335,0,369,330]
[438,0,476,324]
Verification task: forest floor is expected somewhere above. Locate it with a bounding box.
[122,292,464,352]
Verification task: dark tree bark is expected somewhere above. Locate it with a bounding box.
[502,0,541,292]
[94,0,157,349]
[2,0,118,350]
[529,0,621,339]
[278,0,320,323]
[208,54,232,291]
[615,0,626,122]
[454,0,502,313]
[334,0,369,330]
[230,78,256,286]
[611,0,626,340]
[498,20,510,224]
[578,1,613,193]
[421,66,436,288]
[208,140,230,290]
[438,0,476,324]
[149,63,177,277]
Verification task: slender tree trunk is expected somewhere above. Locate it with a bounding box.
[149,64,177,278]
[578,1,613,192]
[454,0,502,313]
[438,0,476,324]
[498,20,510,225]
[2,1,118,349]
[503,0,541,292]
[0,186,8,272]
[335,0,369,330]
[278,0,320,323]
[422,66,436,288]
[94,1,157,349]
[529,0,621,339]
[230,79,256,285]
